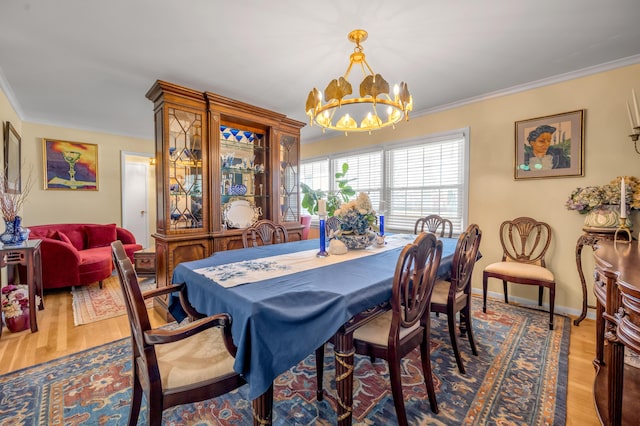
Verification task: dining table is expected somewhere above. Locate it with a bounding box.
[169,233,458,425]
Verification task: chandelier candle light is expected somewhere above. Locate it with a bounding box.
[305,29,412,135]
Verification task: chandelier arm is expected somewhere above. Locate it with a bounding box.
[360,58,375,77]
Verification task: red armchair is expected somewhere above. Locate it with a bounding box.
[27,223,143,289]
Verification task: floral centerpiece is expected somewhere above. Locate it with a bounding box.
[1,284,34,332]
[0,169,34,245]
[566,176,640,227]
[333,192,378,249]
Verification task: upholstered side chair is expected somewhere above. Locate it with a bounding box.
[242,219,288,248]
[431,223,482,374]
[111,241,249,426]
[482,216,556,329]
[414,214,453,237]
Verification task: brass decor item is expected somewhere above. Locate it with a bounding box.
[305,29,412,135]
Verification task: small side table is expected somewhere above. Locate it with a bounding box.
[133,247,156,279]
[574,227,631,326]
[0,239,44,332]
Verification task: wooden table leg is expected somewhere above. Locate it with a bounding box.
[575,234,597,326]
[252,385,273,425]
[26,251,38,332]
[334,330,355,426]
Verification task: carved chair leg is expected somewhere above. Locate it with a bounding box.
[538,286,544,306]
[482,274,488,313]
[128,373,143,426]
[502,280,509,304]
[99,280,103,289]
[448,308,465,374]
[387,349,409,426]
[462,302,478,356]
[548,284,555,330]
[419,328,439,414]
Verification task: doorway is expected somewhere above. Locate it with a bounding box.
[121,151,155,248]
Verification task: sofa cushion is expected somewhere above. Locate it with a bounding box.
[53,230,73,245]
[65,229,86,250]
[85,223,117,248]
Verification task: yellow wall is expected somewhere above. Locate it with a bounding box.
[301,63,640,318]
[0,88,154,227]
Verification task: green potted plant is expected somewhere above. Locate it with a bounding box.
[301,163,356,216]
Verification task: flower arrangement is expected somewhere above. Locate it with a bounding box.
[1,284,30,318]
[0,168,34,221]
[333,192,377,235]
[565,176,640,214]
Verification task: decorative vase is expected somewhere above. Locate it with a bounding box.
[5,309,30,333]
[583,205,632,229]
[0,216,27,246]
[337,231,377,250]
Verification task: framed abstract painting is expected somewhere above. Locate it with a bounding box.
[42,139,98,190]
[514,109,585,180]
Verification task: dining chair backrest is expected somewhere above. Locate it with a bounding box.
[242,219,288,248]
[391,232,443,331]
[112,241,158,377]
[499,216,551,266]
[414,214,453,238]
[451,223,482,294]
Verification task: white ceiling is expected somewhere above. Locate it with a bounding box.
[1,0,640,144]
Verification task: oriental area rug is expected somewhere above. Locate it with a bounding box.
[71,275,156,325]
[0,297,569,425]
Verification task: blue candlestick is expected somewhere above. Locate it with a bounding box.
[317,216,329,257]
[379,215,384,236]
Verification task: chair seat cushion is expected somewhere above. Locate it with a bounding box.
[353,310,421,347]
[154,324,236,391]
[484,261,554,282]
[431,279,465,306]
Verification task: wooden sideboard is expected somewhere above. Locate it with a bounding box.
[593,240,640,426]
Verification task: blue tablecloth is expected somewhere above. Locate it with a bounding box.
[170,236,457,400]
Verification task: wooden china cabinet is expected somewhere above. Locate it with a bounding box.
[146,80,305,318]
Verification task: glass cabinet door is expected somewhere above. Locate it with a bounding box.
[168,108,204,231]
[219,125,266,229]
[279,133,299,222]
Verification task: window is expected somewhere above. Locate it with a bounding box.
[301,128,469,234]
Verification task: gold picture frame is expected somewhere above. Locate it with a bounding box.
[514,109,585,180]
[42,138,98,190]
[3,121,21,194]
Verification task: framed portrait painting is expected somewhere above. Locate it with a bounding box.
[514,109,584,180]
[3,122,21,194]
[42,139,98,190]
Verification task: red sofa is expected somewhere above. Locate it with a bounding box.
[27,223,143,289]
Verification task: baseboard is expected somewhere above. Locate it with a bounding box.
[471,288,596,322]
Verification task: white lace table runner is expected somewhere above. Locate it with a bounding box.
[194,234,417,288]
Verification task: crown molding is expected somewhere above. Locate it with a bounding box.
[414,54,640,119]
[0,66,25,120]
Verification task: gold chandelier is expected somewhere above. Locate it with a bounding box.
[305,29,413,135]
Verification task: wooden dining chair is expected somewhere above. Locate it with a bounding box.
[111,241,249,426]
[317,232,443,424]
[414,214,453,237]
[242,219,288,248]
[430,223,482,374]
[482,217,556,330]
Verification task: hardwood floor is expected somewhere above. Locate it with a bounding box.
[0,288,599,424]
